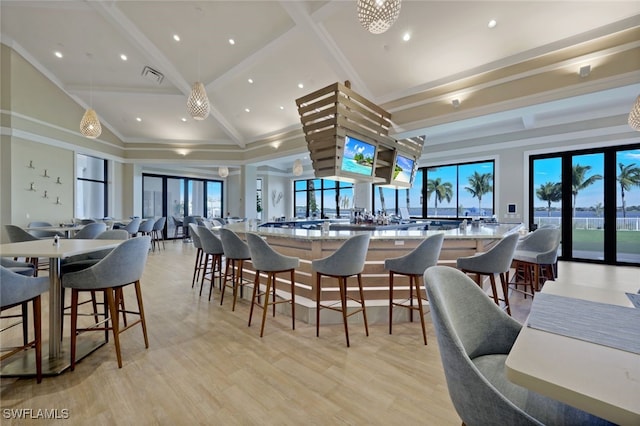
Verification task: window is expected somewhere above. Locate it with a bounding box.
[294,178,353,219]
[76,154,107,219]
[529,144,640,266]
[423,160,494,219]
[373,169,423,216]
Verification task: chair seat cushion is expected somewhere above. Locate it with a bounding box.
[472,354,612,425]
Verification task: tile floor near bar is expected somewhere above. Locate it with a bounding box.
[1,240,637,425]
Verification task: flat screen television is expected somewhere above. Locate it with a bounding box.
[393,154,415,184]
[341,135,376,177]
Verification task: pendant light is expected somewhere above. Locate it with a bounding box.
[80,52,102,138]
[187,7,210,120]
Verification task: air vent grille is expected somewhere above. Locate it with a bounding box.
[141,66,164,84]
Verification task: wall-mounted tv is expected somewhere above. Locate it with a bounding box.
[393,154,415,184]
[341,135,376,177]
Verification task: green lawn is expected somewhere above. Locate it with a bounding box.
[572,229,640,254]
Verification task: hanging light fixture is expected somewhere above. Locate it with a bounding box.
[80,52,102,138]
[187,7,210,120]
[629,94,640,131]
[218,166,229,178]
[80,108,102,138]
[357,0,402,34]
[292,159,303,176]
[187,82,210,120]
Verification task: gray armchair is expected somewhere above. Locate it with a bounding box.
[424,265,612,426]
[62,236,151,370]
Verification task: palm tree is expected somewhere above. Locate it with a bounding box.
[426,178,453,216]
[572,164,602,220]
[617,162,640,218]
[465,172,493,213]
[536,182,562,217]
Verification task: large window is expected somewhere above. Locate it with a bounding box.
[294,179,353,219]
[423,160,494,219]
[76,154,107,219]
[530,144,640,265]
[143,174,223,239]
[373,169,423,216]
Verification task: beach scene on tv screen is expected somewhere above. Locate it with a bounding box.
[342,136,375,176]
[393,155,414,183]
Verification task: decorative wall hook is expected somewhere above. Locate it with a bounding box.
[28,160,35,169]
[43,190,49,199]
[56,177,62,184]
[42,169,50,178]
[28,182,36,191]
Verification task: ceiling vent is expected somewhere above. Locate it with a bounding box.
[141,66,164,84]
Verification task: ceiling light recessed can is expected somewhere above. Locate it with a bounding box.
[54,51,63,58]
[173,34,180,42]
[488,19,497,29]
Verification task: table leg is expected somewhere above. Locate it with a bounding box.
[48,258,62,358]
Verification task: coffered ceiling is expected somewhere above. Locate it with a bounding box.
[1,1,639,172]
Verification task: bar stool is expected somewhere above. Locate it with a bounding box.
[313,233,371,347]
[456,233,519,315]
[384,233,444,345]
[188,223,205,288]
[197,226,224,301]
[246,232,299,337]
[510,227,561,297]
[219,228,252,311]
[1,266,49,383]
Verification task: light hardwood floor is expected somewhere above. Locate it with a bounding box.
[1,241,637,425]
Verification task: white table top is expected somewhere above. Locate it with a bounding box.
[505,282,640,425]
[0,239,123,258]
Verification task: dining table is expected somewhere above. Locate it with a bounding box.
[505,280,640,425]
[0,238,124,376]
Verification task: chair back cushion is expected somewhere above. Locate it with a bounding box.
[62,236,151,290]
[1,266,49,308]
[312,233,370,276]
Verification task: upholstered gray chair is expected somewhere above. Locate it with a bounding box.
[219,228,252,311]
[188,223,205,288]
[72,222,107,239]
[313,233,371,347]
[4,224,46,274]
[151,217,166,251]
[424,265,613,426]
[1,258,36,345]
[456,233,519,315]
[197,226,225,300]
[246,232,299,337]
[384,233,444,345]
[62,236,151,370]
[511,227,561,296]
[1,266,49,383]
[122,217,142,238]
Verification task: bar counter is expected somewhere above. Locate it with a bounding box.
[224,222,522,323]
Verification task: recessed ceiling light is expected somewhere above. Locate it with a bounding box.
[120,54,127,61]
[402,32,411,42]
[181,117,187,122]
[298,83,304,89]
[488,19,497,29]
[173,34,181,42]
[248,78,254,84]
[244,108,251,113]
[228,38,235,45]
[54,51,63,58]
[136,117,142,122]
